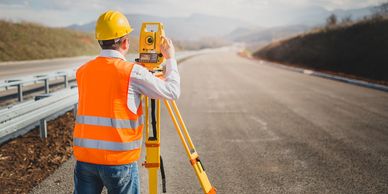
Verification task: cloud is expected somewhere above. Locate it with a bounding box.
[0,0,385,27]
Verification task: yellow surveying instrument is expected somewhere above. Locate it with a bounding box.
[137,22,166,71]
[136,22,217,194]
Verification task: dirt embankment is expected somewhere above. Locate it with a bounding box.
[254,17,388,85]
[0,111,74,194]
[0,20,139,62]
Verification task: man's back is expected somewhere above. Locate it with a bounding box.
[77,57,134,116]
[74,57,143,165]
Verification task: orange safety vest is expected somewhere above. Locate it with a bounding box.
[73,57,143,165]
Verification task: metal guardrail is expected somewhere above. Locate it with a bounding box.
[0,89,76,124]
[0,49,221,145]
[0,88,78,144]
[0,69,76,102]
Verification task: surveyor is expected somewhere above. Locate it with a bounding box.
[72,10,180,194]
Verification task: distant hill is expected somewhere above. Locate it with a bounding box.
[253,17,388,83]
[0,20,139,62]
[68,13,252,41]
[276,5,376,26]
[226,27,265,41]
[228,25,309,43]
[225,5,376,46]
[332,7,373,20]
[226,25,310,53]
[227,5,376,45]
[0,20,98,61]
[67,5,378,47]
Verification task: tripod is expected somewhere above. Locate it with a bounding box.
[142,96,217,194]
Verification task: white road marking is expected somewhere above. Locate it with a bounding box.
[226,115,280,143]
[303,70,314,75]
[249,115,280,141]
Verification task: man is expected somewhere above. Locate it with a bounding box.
[73,10,179,194]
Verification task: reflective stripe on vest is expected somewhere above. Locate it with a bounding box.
[76,115,144,129]
[74,138,141,151]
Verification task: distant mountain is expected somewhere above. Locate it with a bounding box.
[282,6,330,26]
[288,5,375,26]
[68,22,95,32]
[226,27,265,41]
[67,5,377,43]
[225,4,376,46]
[68,13,253,41]
[228,25,309,43]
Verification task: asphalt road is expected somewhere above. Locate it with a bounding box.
[31,51,388,193]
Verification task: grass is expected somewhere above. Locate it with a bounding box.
[0,20,139,62]
[253,17,388,83]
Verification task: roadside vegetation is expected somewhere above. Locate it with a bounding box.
[254,3,388,84]
[0,20,139,62]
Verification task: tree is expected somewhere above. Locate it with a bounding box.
[326,14,337,27]
[341,15,352,24]
[372,2,388,18]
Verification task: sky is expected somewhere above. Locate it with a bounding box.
[0,0,386,27]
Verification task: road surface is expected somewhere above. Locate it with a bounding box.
[31,51,388,193]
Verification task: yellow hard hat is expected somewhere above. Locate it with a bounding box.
[95,10,133,40]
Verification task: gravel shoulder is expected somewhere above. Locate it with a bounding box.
[0,112,74,194]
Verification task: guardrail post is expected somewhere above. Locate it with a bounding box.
[40,119,47,139]
[64,75,68,88]
[44,78,49,94]
[73,103,78,117]
[17,83,23,102]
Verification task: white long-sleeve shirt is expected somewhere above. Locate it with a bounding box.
[100,50,180,113]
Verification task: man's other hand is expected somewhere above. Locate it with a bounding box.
[161,36,175,59]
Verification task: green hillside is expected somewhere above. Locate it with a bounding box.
[0,20,139,62]
[253,17,388,83]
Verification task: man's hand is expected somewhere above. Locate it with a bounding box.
[160,36,175,59]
